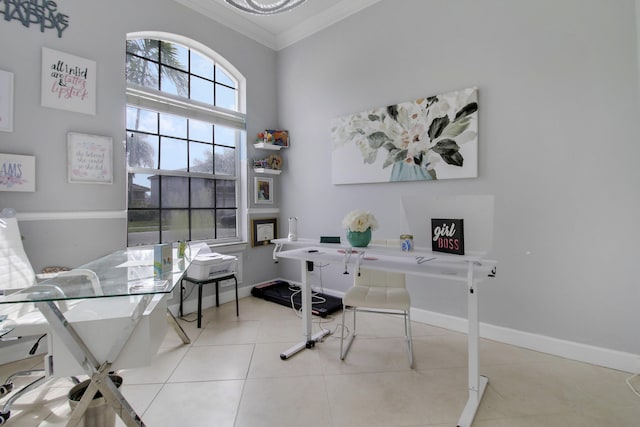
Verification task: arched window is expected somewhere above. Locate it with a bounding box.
[125,32,246,246]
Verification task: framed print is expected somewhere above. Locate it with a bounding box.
[0,153,35,192]
[68,132,113,184]
[41,47,96,115]
[0,70,13,132]
[251,218,277,247]
[254,176,274,204]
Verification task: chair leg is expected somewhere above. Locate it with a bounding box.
[405,310,414,369]
[340,306,357,361]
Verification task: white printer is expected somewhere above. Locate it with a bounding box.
[186,252,237,280]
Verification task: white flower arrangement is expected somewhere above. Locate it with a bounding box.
[342,210,378,232]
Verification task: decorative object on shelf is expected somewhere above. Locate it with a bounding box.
[342,210,378,247]
[41,47,96,115]
[254,176,274,204]
[225,0,307,15]
[431,218,465,255]
[251,218,278,247]
[0,70,13,132]
[254,153,282,169]
[0,153,35,192]
[331,87,478,184]
[287,217,298,241]
[67,132,113,184]
[257,130,289,147]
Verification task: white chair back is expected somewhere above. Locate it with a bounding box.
[0,217,36,291]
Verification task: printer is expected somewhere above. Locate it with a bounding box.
[186,252,237,280]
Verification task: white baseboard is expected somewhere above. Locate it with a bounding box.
[410,307,640,374]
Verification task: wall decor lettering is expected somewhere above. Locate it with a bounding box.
[0,153,35,192]
[0,0,70,38]
[331,87,478,184]
[41,47,96,115]
[431,218,465,255]
[67,133,113,184]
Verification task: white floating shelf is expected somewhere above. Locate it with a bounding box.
[253,168,282,175]
[253,142,282,150]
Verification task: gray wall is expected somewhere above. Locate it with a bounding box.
[277,0,640,355]
[0,0,280,287]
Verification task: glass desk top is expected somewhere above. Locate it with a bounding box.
[0,247,191,304]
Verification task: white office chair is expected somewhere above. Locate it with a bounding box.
[339,240,414,368]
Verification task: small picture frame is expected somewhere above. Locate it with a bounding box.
[254,176,274,204]
[251,218,277,247]
[68,132,113,184]
[431,218,465,255]
[0,70,13,133]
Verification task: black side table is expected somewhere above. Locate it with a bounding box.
[180,272,239,328]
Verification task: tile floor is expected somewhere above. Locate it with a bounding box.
[1,296,640,426]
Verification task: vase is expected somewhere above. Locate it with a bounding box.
[390,161,433,182]
[347,228,372,247]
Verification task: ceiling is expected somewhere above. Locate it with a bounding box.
[174,0,382,50]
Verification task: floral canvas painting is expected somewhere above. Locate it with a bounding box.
[331,87,478,184]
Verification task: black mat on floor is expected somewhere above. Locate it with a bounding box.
[251,280,342,318]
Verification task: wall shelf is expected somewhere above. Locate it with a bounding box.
[253,168,282,175]
[254,142,283,150]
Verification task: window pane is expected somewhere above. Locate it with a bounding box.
[190,76,214,105]
[214,145,235,175]
[126,39,159,61]
[217,209,237,238]
[215,84,236,110]
[159,113,187,138]
[161,176,189,208]
[126,55,159,89]
[189,142,213,174]
[191,178,215,208]
[160,42,188,71]
[215,67,235,88]
[214,126,236,148]
[160,67,188,97]
[189,120,213,143]
[191,210,215,241]
[128,173,158,208]
[127,133,158,169]
[161,210,189,243]
[127,210,159,246]
[160,137,187,171]
[191,51,214,79]
[127,107,158,133]
[216,180,236,207]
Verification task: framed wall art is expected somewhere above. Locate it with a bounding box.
[331,87,478,184]
[251,218,277,247]
[0,70,13,132]
[68,133,113,184]
[254,176,274,204]
[41,47,96,115]
[0,153,35,192]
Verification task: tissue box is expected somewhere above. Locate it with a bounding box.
[186,253,236,280]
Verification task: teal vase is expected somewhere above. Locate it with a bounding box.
[347,228,372,247]
[390,161,433,181]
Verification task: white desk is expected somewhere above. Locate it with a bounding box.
[272,238,497,427]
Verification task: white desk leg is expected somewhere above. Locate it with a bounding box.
[280,260,330,360]
[36,301,146,427]
[457,263,488,427]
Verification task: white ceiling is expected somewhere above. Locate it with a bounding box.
[174,0,382,50]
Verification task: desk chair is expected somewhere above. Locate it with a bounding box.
[339,240,414,368]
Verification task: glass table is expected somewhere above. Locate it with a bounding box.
[0,247,192,427]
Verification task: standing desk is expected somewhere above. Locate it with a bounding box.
[272,238,497,427]
[0,247,192,427]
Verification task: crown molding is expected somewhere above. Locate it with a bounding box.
[174,0,382,51]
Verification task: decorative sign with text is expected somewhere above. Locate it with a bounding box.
[41,47,96,115]
[431,218,465,255]
[0,0,70,38]
[67,133,112,184]
[0,153,35,192]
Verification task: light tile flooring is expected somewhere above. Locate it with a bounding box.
[2,296,640,426]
